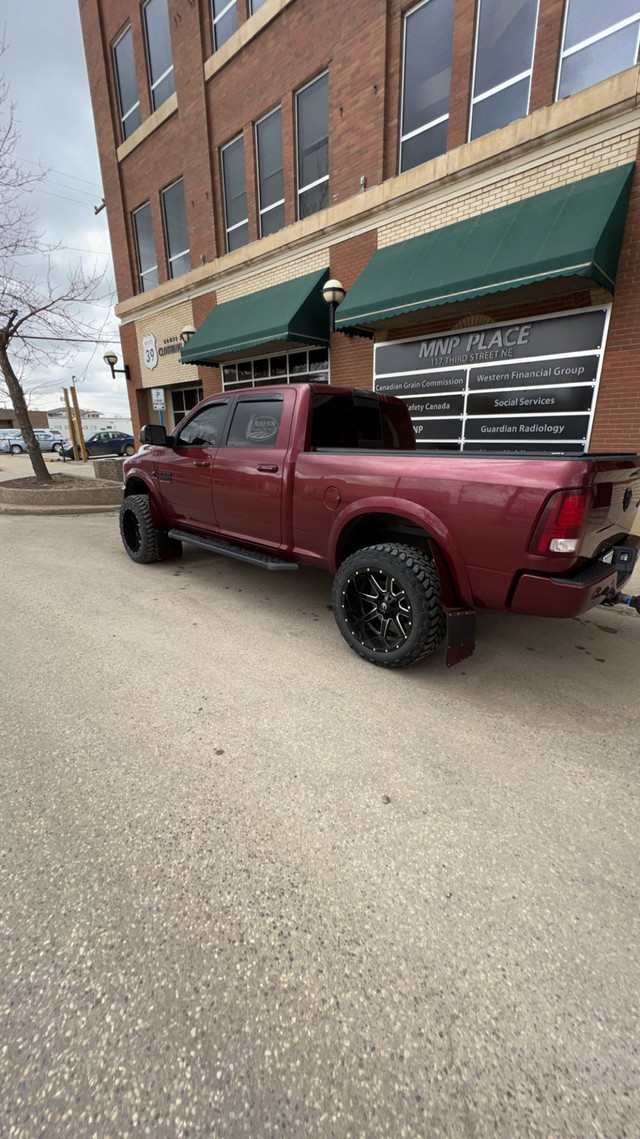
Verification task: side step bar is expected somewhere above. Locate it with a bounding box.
[168,528,299,572]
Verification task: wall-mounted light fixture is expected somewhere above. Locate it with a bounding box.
[103,351,131,381]
[321,278,346,334]
[180,324,196,345]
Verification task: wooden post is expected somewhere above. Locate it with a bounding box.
[63,388,80,461]
[70,385,88,462]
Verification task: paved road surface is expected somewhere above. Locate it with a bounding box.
[1,512,639,1138]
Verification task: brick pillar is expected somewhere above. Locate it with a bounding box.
[530,0,565,112]
[447,0,477,151]
[591,166,640,452]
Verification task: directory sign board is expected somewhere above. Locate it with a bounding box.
[374,308,609,452]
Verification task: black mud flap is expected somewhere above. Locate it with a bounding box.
[445,608,476,667]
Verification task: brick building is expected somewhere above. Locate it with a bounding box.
[79,0,640,454]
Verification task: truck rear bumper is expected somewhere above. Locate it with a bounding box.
[510,561,619,619]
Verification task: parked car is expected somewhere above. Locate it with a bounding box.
[0,429,65,455]
[62,430,136,459]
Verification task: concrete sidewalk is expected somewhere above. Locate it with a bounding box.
[0,452,98,482]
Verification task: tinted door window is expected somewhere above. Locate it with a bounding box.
[226,399,283,447]
[176,403,228,446]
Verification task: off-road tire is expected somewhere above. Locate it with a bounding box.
[119,495,161,564]
[332,543,446,668]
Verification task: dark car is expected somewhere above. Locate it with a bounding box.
[63,430,135,459]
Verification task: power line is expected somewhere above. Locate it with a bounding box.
[16,154,103,193]
[29,188,102,207]
[18,336,121,343]
[39,177,97,201]
[64,246,112,257]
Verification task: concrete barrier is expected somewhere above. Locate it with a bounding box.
[92,457,126,481]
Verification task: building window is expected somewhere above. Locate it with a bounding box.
[221,348,329,390]
[212,0,237,49]
[557,2,640,100]
[469,0,538,141]
[249,0,268,11]
[113,27,141,140]
[256,108,285,237]
[132,203,159,292]
[143,0,175,111]
[171,386,203,428]
[400,0,455,173]
[221,135,249,252]
[296,73,329,219]
[162,179,190,278]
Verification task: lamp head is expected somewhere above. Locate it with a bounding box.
[322,279,346,307]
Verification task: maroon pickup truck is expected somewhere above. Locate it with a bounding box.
[119,383,640,667]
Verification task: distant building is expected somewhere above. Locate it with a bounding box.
[44,409,134,438]
[79,0,640,454]
[0,408,48,431]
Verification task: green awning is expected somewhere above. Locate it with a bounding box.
[182,267,330,364]
[335,164,635,330]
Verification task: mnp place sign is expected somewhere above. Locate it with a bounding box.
[374,307,609,453]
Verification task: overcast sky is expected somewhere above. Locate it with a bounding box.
[3,3,130,416]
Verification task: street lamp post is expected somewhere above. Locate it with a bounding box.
[321,278,346,334]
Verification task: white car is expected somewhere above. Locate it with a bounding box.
[0,429,65,455]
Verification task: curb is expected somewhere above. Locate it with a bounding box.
[0,503,120,516]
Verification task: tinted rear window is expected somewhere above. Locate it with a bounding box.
[309,392,415,450]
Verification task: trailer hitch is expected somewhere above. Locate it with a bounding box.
[602,588,640,614]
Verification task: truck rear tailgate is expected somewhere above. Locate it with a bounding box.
[581,459,640,557]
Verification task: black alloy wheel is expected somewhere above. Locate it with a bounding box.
[332,543,445,668]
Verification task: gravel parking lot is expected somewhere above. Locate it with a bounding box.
[1,510,639,1138]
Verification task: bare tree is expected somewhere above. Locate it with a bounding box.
[0,38,110,484]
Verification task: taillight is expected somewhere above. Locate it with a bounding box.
[529,488,591,555]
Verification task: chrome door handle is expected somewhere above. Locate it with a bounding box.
[257,464,278,472]
[194,460,210,467]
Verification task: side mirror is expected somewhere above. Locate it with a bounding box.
[140,424,170,446]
